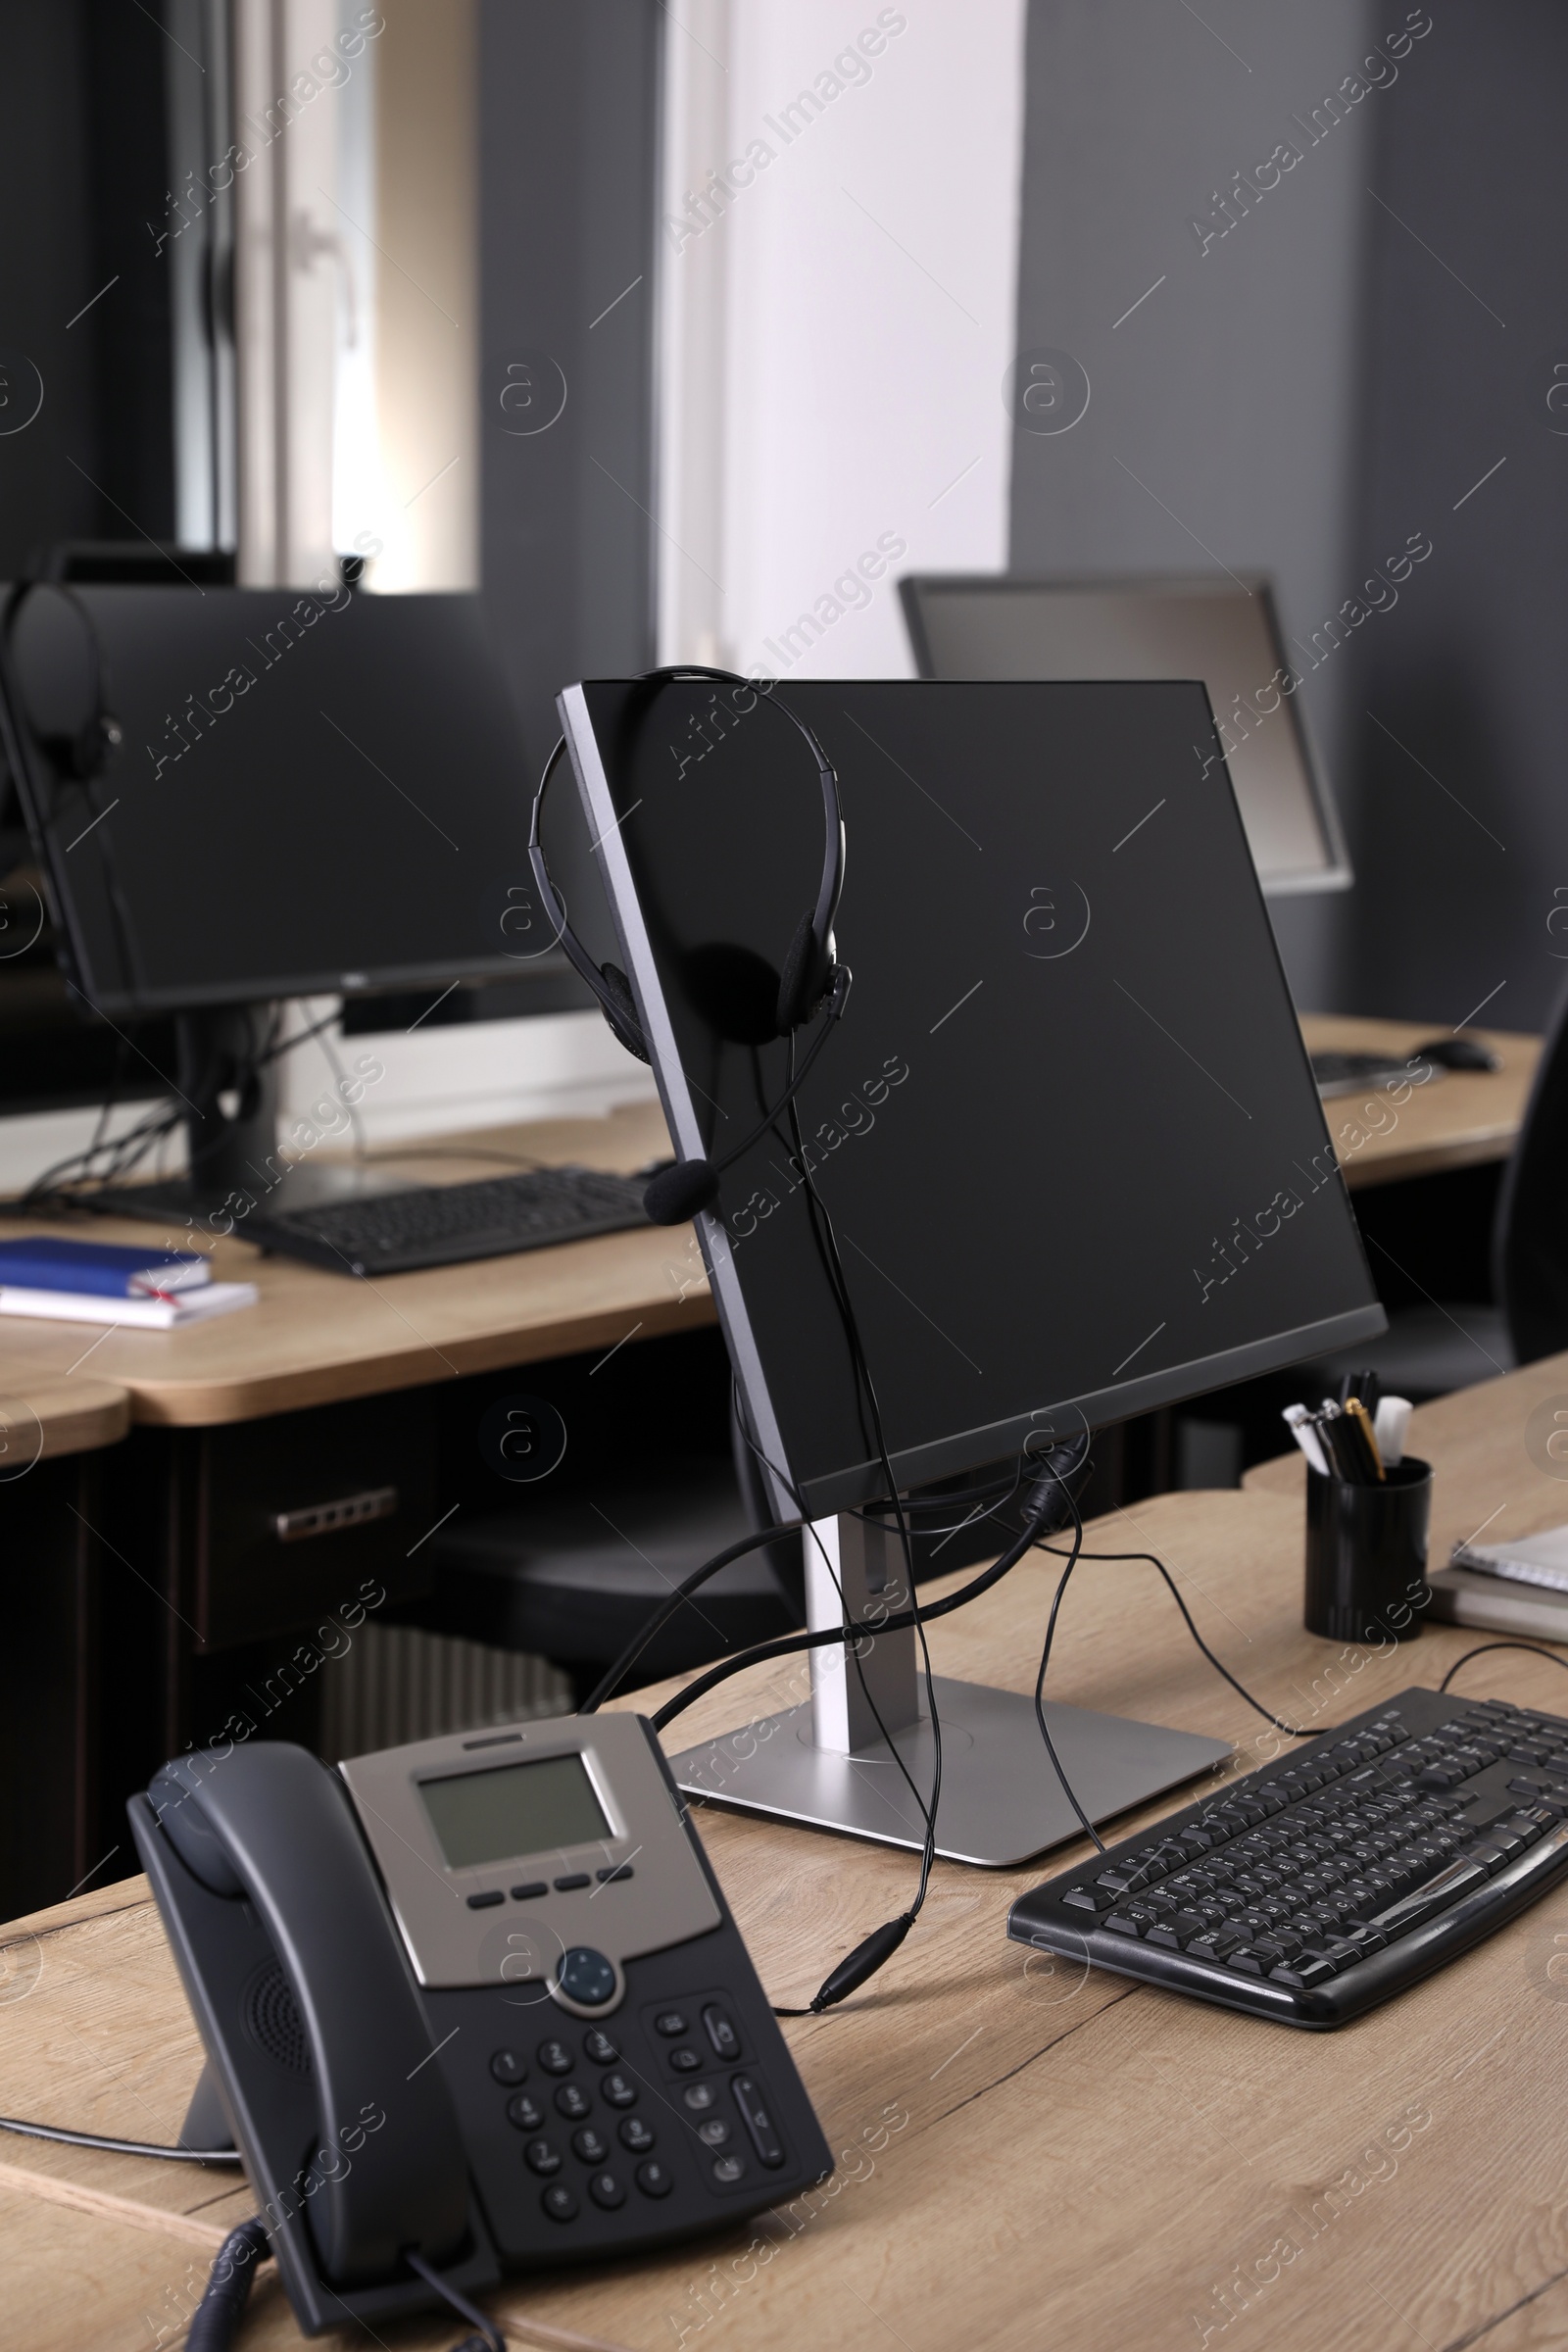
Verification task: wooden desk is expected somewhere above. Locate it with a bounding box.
[0,1021,1535,1435]
[10,1354,1568,2350]
[1298,1012,1538,1192]
[0,1102,713,1428]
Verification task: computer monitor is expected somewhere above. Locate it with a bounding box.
[899,574,1350,896]
[0,584,583,1215]
[558,675,1383,1864]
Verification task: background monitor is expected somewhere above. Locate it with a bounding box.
[0,584,574,1019]
[560,675,1383,1526]
[899,574,1350,898]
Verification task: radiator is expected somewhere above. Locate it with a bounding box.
[319,1622,573,1760]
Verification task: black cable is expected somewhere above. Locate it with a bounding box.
[1439,1642,1568,1694]
[1034,1537,1313,1740]
[648,1487,1059,1732]
[782,1066,942,1908]
[404,2249,505,2352]
[1030,1485,1104,1852]
[0,2112,240,2162]
[186,2218,271,2352]
[577,1517,811,1714]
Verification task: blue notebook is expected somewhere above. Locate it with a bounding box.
[0,1237,211,1298]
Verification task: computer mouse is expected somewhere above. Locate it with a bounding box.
[1414,1034,1501,1072]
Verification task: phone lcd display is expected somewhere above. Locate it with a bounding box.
[419,1752,611,1869]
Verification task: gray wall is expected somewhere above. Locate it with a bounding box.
[478,0,661,777]
[1009,0,1379,1009]
[1347,0,1568,1035]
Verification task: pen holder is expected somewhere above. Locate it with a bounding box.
[1303,1456,1433,1644]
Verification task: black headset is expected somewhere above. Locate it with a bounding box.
[529,665,850,1226]
[3,582,123,781]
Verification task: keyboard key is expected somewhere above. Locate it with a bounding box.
[1225,1947,1271,1976]
[1269,1955,1340,1989]
[1061,1885,1114,1912]
[1145,1911,1206,1948]
[1103,1909,1148,1938]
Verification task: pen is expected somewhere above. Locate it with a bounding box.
[1345,1396,1385,1481]
[1283,1403,1331,1477]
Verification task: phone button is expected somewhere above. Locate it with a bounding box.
[524,2136,563,2176]
[554,2082,592,2122]
[583,2031,618,2064]
[541,2183,579,2222]
[505,2092,544,2132]
[711,2155,747,2186]
[731,2076,785,2168]
[466,1889,504,1909]
[636,2159,673,2199]
[571,2127,609,2164]
[668,2047,703,2074]
[554,1873,592,1891]
[618,2116,656,2153]
[511,1880,548,1901]
[536,2038,574,2075]
[601,2072,638,2108]
[588,2169,627,2210]
[681,2082,717,2114]
[489,2049,528,2086]
[556,1946,617,2008]
[654,2010,689,2036]
[703,2004,741,2061]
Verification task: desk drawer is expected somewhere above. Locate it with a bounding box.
[194,1394,438,1651]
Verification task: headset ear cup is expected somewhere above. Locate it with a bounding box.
[775,913,829,1035]
[598,962,651,1063]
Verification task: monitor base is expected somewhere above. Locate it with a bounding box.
[667,1675,1230,1869]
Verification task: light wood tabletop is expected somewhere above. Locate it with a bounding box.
[1298,1011,1539,1192]
[0,1101,715,1429]
[0,1017,1539,1440]
[9,1350,1568,2350]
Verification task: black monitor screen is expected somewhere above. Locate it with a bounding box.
[1,585,549,1014]
[562,676,1383,1520]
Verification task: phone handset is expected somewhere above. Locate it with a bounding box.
[150,1744,469,2289]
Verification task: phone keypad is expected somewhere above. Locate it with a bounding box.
[476,1984,794,2246]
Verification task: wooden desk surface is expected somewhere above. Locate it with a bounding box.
[0,1102,715,1429]
[0,1015,1538,1439]
[1298,1011,1538,1191]
[10,1354,1568,2349]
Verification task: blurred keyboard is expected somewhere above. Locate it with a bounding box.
[256,1166,651,1275]
[1010,1687,1568,2027]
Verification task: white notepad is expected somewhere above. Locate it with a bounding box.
[0,1281,258,1329]
[1450,1522,1568,1594]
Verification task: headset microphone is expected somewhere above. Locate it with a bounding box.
[529,665,848,1228]
[641,963,852,1224]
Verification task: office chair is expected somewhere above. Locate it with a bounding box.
[419,1401,805,1703]
[1309,978,1568,1399]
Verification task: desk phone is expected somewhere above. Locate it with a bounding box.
[130,1714,831,2336]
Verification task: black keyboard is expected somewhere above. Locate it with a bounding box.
[255,1166,652,1275]
[1009,1688,1568,2028]
[1310,1049,1426,1099]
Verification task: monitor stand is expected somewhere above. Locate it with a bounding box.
[667,1509,1231,1868]
[92,1004,406,1235]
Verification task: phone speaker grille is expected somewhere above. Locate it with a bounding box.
[243,1961,313,2078]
